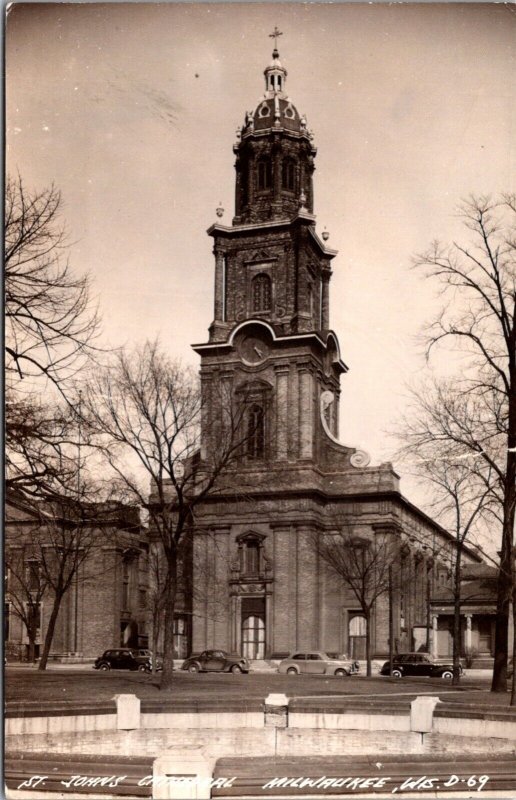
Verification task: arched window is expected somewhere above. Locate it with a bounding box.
[247,403,265,459]
[348,614,367,659]
[282,159,296,191]
[257,158,272,191]
[252,273,272,312]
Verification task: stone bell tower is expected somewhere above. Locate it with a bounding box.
[193,32,351,468]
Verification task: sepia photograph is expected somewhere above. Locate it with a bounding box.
[4,2,516,798]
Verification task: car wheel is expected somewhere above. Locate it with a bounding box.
[188,663,200,673]
[138,664,148,673]
[392,668,403,678]
[230,664,243,674]
[98,663,110,671]
[286,667,298,675]
[334,668,348,677]
[441,670,453,679]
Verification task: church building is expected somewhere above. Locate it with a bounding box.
[190,39,479,661]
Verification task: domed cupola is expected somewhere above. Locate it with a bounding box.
[233,31,317,225]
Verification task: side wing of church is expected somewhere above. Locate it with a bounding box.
[189,42,483,661]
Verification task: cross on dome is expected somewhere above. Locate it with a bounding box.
[264,29,287,95]
[269,26,283,56]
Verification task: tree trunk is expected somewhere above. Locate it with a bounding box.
[388,568,394,678]
[38,593,63,670]
[493,385,516,694]
[365,610,371,677]
[511,579,516,706]
[491,457,515,693]
[27,629,36,663]
[160,552,178,690]
[452,546,462,686]
[151,606,161,673]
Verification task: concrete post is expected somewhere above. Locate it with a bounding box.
[113,694,140,730]
[465,614,472,651]
[410,696,441,733]
[431,614,439,658]
[264,693,289,728]
[152,749,216,800]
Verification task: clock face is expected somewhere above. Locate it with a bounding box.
[239,335,270,364]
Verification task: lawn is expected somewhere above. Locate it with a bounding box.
[5,667,515,710]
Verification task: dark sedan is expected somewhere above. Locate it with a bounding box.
[380,652,463,679]
[94,648,153,672]
[181,649,249,674]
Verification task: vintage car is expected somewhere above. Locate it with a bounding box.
[181,649,249,674]
[278,651,358,676]
[380,652,463,679]
[93,648,154,672]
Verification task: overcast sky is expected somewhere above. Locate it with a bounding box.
[6,2,516,507]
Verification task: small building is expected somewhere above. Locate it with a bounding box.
[430,563,498,662]
[5,491,150,662]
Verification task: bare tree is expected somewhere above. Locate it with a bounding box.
[413,194,515,693]
[83,340,250,689]
[5,175,100,393]
[5,394,80,501]
[395,389,498,684]
[5,175,101,502]
[6,531,48,663]
[314,527,399,677]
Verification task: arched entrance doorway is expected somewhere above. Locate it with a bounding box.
[241,613,265,660]
[348,614,366,659]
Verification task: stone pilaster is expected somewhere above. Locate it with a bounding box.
[298,365,313,460]
[295,525,317,649]
[213,249,225,321]
[274,365,290,461]
[271,524,292,654]
[321,273,330,329]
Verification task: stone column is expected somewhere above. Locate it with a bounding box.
[235,595,242,654]
[200,374,212,461]
[298,366,313,460]
[265,591,273,657]
[230,595,237,652]
[273,147,281,203]
[213,249,224,322]
[465,614,472,651]
[220,372,233,442]
[431,614,439,658]
[275,365,289,461]
[248,154,255,207]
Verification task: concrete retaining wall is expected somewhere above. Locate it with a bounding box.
[6,696,516,761]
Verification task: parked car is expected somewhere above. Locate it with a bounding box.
[278,651,358,676]
[380,652,463,679]
[181,649,249,674]
[93,648,156,672]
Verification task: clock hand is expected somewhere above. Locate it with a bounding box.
[253,345,263,357]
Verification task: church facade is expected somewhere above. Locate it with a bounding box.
[190,43,479,660]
